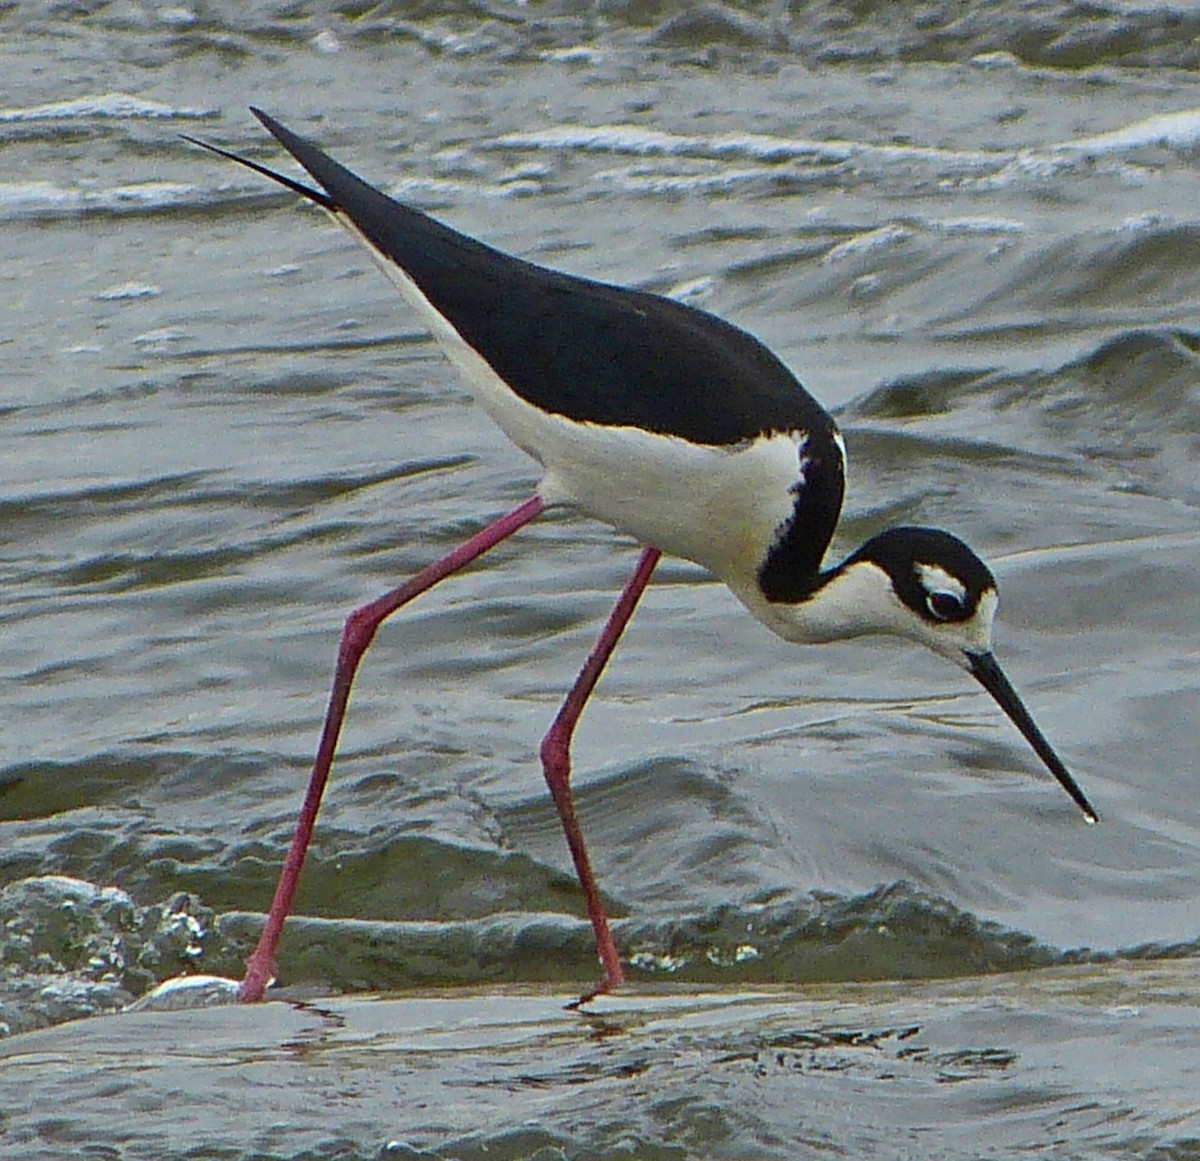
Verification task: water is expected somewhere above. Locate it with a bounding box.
[1,1,1198,1156]
[4,963,1200,1160]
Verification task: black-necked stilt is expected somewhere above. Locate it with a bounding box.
[187,110,1098,1006]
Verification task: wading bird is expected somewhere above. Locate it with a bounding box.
[186,111,1097,1006]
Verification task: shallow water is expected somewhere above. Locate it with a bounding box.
[1,1,1198,1156]
[4,964,1200,1160]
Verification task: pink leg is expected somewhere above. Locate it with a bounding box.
[238,494,545,1002]
[539,545,662,1006]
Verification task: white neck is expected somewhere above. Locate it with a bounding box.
[730,560,909,646]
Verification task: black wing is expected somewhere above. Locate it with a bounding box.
[234,109,835,449]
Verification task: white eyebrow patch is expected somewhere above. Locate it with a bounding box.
[915,562,968,599]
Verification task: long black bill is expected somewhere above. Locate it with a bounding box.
[967,651,1098,824]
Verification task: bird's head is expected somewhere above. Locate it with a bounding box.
[754,525,1098,822]
[840,525,1000,665]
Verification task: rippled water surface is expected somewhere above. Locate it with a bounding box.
[1,1,1198,1157]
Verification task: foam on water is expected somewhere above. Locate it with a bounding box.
[0,92,213,121]
[1060,107,1200,154]
[489,110,1200,199]
[0,180,201,218]
[486,124,998,168]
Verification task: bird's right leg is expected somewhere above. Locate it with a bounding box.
[538,545,662,1006]
[238,494,546,1002]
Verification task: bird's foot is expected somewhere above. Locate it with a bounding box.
[565,965,624,1011]
[237,951,278,1003]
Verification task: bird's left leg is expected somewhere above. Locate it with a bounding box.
[538,545,662,1005]
[238,495,545,1002]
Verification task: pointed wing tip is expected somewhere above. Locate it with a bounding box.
[181,115,336,211]
[248,107,299,153]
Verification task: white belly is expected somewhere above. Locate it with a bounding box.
[505,390,806,586]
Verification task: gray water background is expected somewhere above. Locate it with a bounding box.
[0,1,1198,1157]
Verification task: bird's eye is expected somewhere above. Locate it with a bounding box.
[926,590,965,621]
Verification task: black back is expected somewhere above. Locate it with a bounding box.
[253,110,836,450]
